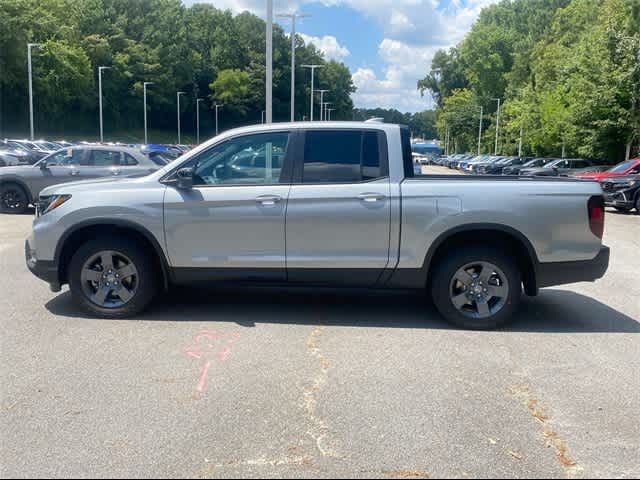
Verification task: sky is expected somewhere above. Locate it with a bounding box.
[184,0,500,113]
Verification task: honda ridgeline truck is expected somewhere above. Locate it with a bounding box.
[25,122,609,329]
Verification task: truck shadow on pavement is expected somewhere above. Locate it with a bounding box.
[45,287,639,333]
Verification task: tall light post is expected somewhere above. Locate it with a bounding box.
[98,66,111,143]
[176,91,185,144]
[261,110,265,124]
[477,106,483,156]
[492,97,501,155]
[518,123,524,158]
[143,82,153,144]
[326,108,335,121]
[266,0,273,124]
[214,103,224,135]
[27,43,41,141]
[277,12,311,122]
[302,64,323,121]
[196,98,203,145]
[316,90,328,120]
[323,102,332,121]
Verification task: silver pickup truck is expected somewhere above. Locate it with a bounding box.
[25,122,609,329]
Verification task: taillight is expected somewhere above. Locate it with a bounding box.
[588,195,605,239]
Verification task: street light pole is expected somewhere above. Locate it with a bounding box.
[176,91,185,144]
[492,97,501,155]
[477,106,483,156]
[327,108,335,121]
[196,98,203,144]
[215,104,224,135]
[98,66,111,143]
[518,123,524,158]
[27,43,41,141]
[143,82,153,144]
[266,0,273,124]
[323,102,332,121]
[316,90,328,120]
[302,64,323,121]
[277,12,311,122]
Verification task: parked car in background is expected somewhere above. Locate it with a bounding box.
[478,157,529,175]
[468,156,502,174]
[574,158,640,182]
[0,145,164,214]
[0,142,31,166]
[503,157,555,175]
[520,158,596,176]
[601,175,640,213]
[2,140,47,164]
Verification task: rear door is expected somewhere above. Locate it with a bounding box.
[78,149,123,179]
[285,128,391,286]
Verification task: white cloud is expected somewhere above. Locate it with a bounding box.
[299,34,350,61]
[184,0,501,112]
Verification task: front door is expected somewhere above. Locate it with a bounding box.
[285,129,391,286]
[164,131,292,282]
[30,148,87,198]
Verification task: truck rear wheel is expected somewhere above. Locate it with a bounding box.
[68,236,158,318]
[431,246,522,330]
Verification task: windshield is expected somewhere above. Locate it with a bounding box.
[607,160,635,173]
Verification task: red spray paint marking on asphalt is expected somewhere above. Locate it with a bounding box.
[184,330,240,397]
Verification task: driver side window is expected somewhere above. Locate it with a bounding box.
[192,132,290,186]
[46,149,76,166]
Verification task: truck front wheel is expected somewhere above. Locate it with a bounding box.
[431,246,522,330]
[68,236,158,318]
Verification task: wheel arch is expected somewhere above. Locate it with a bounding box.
[424,223,539,296]
[55,219,170,291]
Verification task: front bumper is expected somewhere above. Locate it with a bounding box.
[25,239,61,291]
[604,191,635,208]
[537,246,610,288]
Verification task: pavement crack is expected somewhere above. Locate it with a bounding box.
[302,324,343,459]
[510,383,584,478]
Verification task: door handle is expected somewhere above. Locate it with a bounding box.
[358,193,386,203]
[70,169,80,176]
[112,169,121,176]
[255,195,282,206]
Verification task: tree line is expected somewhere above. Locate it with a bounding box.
[419,0,640,162]
[0,0,357,142]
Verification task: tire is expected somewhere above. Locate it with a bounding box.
[68,236,158,318]
[0,182,30,214]
[430,246,522,330]
[635,195,640,215]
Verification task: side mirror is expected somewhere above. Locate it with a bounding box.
[176,167,194,189]
[39,161,49,170]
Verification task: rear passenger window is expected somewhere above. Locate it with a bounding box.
[123,153,139,166]
[90,150,121,166]
[302,130,385,183]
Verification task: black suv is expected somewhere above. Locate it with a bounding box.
[601,175,640,213]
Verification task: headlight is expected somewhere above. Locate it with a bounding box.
[623,180,638,187]
[37,194,71,216]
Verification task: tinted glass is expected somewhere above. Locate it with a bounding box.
[123,153,139,166]
[302,130,383,183]
[608,160,634,173]
[89,150,121,166]
[44,150,72,166]
[192,132,289,185]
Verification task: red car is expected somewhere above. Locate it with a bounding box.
[575,158,640,181]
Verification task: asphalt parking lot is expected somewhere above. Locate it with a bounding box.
[1,209,638,479]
